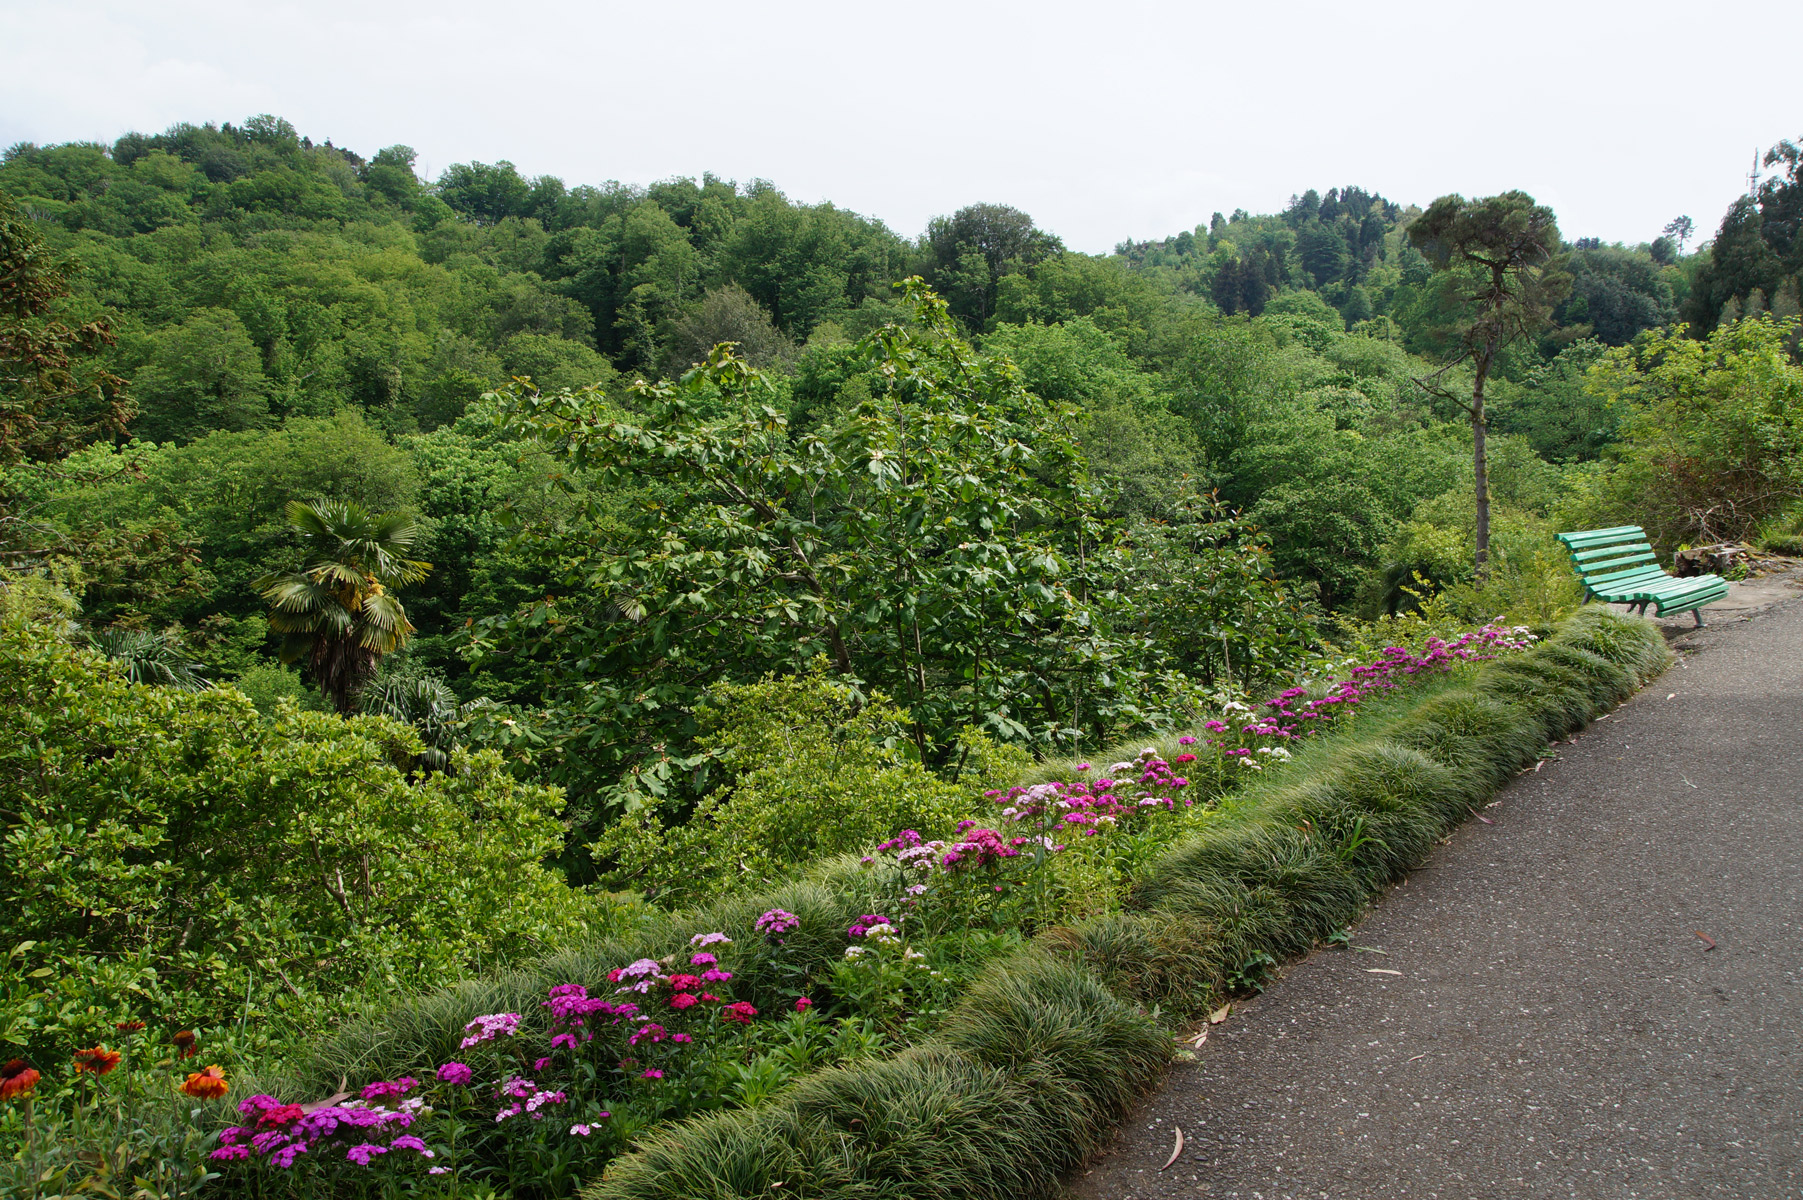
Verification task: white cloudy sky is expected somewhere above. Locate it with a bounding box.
[2,0,1795,253]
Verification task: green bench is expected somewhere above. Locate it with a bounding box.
[1556,525,1729,626]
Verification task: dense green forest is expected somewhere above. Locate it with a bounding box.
[5,115,1801,816]
[6,110,1802,835]
[3,114,1802,1194]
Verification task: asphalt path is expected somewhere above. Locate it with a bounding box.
[1068,595,1803,1200]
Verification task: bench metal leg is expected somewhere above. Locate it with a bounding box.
[1694,609,1704,628]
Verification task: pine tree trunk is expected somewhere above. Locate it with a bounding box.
[1471,360,1491,586]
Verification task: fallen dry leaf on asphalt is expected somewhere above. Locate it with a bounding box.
[1695,931,1717,951]
[1366,968,1402,975]
[1208,1004,1231,1024]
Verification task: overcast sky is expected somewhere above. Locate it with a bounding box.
[2,0,1795,254]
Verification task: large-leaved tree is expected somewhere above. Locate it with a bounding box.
[473,281,1154,823]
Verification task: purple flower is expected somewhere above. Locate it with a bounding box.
[236,1094,282,1118]
[460,1012,521,1049]
[570,1123,593,1136]
[436,1062,473,1086]
[391,1135,431,1156]
[345,1142,388,1166]
[755,909,800,935]
[641,1068,664,1079]
[209,1145,252,1162]
[689,951,718,967]
[533,1056,552,1071]
[360,1077,417,1101]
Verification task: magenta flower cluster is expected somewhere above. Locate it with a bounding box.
[211,1089,431,1169]
[755,909,800,936]
[459,1011,521,1049]
[845,914,893,938]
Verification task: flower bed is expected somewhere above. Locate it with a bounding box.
[183,621,1571,1196]
[585,607,1670,1200]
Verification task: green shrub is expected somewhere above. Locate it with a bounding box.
[594,670,1024,905]
[590,955,1166,1200]
[0,616,600,1072]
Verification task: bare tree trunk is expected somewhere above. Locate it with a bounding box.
[1471,356,1492,585]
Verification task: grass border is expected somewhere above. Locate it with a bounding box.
[582,606,1670,1199]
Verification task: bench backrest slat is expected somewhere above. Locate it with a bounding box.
[1570,541,1654,565]
[1556,525,1646,551]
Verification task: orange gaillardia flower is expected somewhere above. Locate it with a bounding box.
[181,1064,228,1100]
[116,1020,146,1033]
[0,1059,40,1100]
[172,1030,197,1059]
[73,1046,123,1076]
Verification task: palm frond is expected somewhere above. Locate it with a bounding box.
[87,628,210,691]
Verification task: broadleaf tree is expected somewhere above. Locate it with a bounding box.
[472,280,1162,830]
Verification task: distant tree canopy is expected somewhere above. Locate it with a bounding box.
[3,111,1780,811]
[0,191,132,491]
[1685,139,1803,332]
[921,203,1063,329]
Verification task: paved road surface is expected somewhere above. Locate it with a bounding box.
[1068,592,1803,1200]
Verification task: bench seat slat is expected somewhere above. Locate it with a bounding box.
[1584,567,1669,590]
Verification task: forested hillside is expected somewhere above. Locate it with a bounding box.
[3,116,1802,1192]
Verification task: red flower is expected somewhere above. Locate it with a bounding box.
[181,1064,228,1100]
[721,1001,757,1026]
[0,1059,39,1100]
[116,1020,146,1033]
[667,974,701,991]
[172,1030,198,1059]
[256,1103,305,1129]
[72,1046,123,1075]
[668,993,699,1010]
[794,997,813,1013]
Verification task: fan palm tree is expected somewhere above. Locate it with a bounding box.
[254,499,431,714]
[88,627,210,691]
[360,673,494,771]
